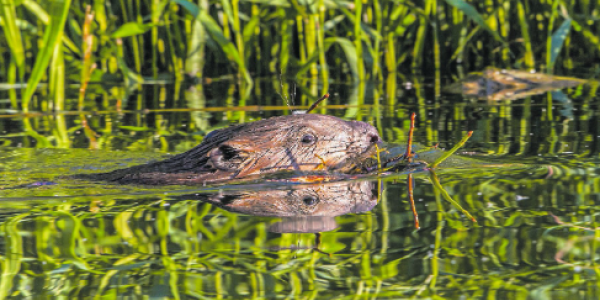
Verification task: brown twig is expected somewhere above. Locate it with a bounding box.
[375,112,417,170]
[407,173,420,229]
[404,112,416,161]
[306,93,330,113]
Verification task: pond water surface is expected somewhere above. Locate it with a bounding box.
[1,73,599,299]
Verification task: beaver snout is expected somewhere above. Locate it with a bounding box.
[367,133,381,144]
[347,120,381,145]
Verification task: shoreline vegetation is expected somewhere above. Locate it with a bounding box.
[1,0,599,112]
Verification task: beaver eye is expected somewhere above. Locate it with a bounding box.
[303,195,318,206]
[301,134,316,145]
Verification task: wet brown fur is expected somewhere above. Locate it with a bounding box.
[76,114,380,185]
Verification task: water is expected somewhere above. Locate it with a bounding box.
[1,73,599,299]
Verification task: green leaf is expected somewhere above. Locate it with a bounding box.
[335,4,382,41]
[443,0,505,43]
[330,38,359,82]
[549,18,571,68]
[22,0,79,54]
[111,22,153,38]
[171,0,198,17]
[220,0,235,29]
[242,15,260,61]
[22,0,72,113]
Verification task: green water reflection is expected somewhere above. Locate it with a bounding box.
[1,75,600,299]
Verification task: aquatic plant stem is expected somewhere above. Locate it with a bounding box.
[354,0,364,81]
[404,112,416,160]
[21,0,72,113]
[78,5,95,110]
[430,131,473,168]
[429,170,476,222]
[517,1,535,69]
[375,143,382,173]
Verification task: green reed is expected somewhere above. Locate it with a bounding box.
[0,0,598,111]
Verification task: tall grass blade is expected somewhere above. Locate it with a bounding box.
[230,0,246,78]
[242,15,260,62]
[22,0,79,54]
[411,1,429,69]
[353,0,364,80]
[49,43,69,148]
[93,0,108,32]
[571,20,600,55]
[0,0,26,80]
[22,0,72,113]
[175,0,251,84]
[328,38,359,82]
[278,8,291,73]
[296,37,359,82]
[443,0,505,44]
[516,1,534,68]
[185,0,208,77]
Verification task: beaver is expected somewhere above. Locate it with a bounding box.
[76,114,381,185]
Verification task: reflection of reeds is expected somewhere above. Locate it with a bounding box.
[0,163,598,297]
[0,75,596,160]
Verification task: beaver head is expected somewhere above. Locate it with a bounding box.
[86,114,381,185]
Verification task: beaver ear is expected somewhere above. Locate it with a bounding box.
[209,141,256,171]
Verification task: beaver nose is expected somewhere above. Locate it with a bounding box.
[348,120,381,144]
[367,133,381,144]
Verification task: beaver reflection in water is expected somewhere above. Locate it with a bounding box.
[178,180,378,233]
[78,114,381,185]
